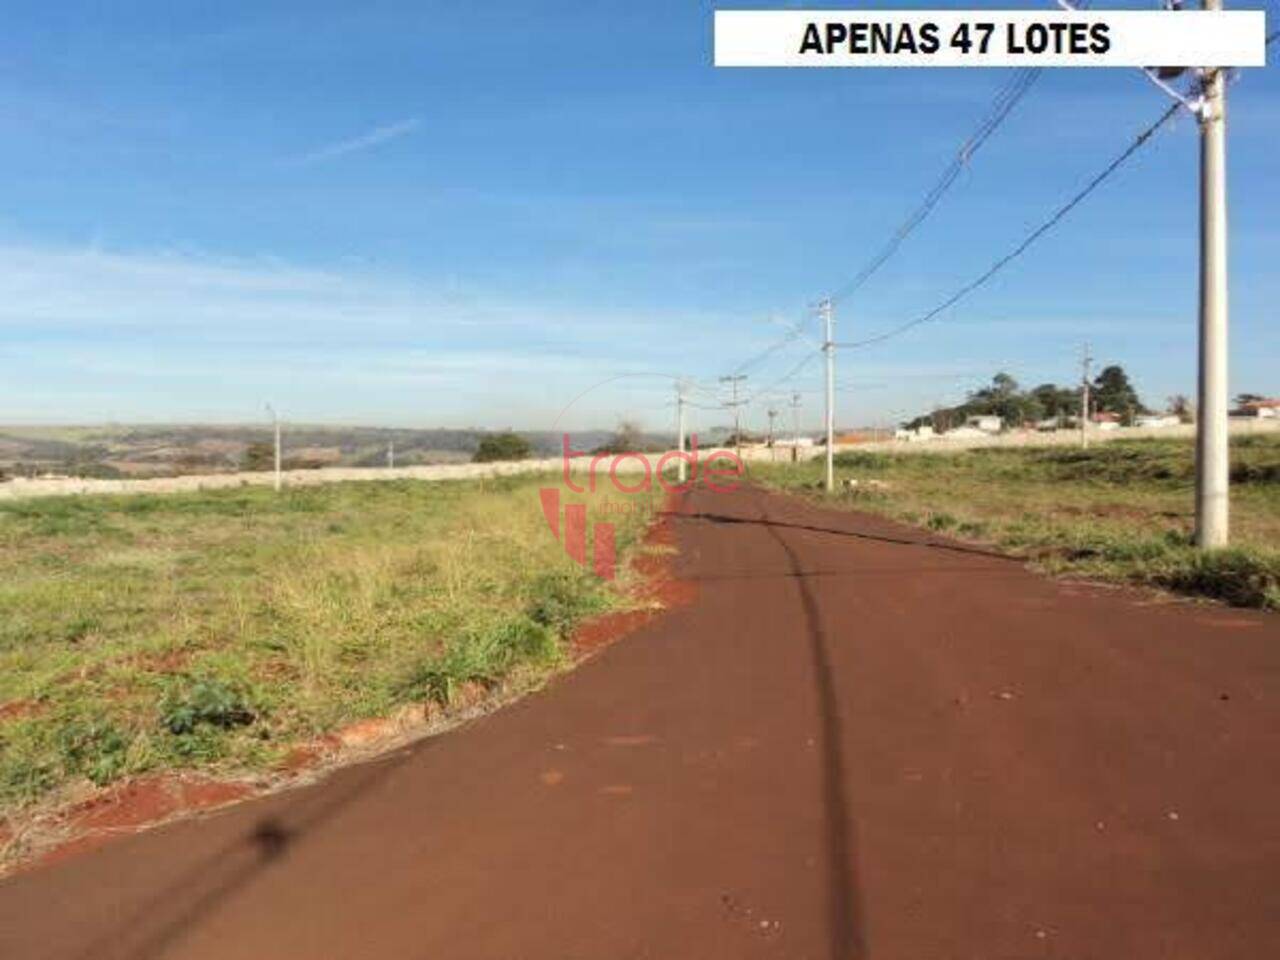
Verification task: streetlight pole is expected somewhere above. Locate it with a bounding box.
[821,298,835,493]
[1080,343,1092,451]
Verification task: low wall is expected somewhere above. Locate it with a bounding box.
[0,449,738,502]
[2,419,1274,501]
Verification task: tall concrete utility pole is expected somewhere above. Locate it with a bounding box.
[767,408,779,461]
[1080,343,1092,451]
[676,380,688,483]
[388,441,395,469]
[1195,0,1230,549]
[820,298,835,493]
[719,374,747,457]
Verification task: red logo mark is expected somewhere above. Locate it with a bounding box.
[539,434,743,579]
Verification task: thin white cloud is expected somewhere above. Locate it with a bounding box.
[0,241,709,426]
[0,241,719,346]
[289,117,421,165]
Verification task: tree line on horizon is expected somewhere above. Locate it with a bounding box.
[903,366,1173,432]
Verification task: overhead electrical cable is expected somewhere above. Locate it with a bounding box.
[836,102,1181,351]
[719,60,1049,387]
[827,66,1043,305]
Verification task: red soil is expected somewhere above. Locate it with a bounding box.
[0,699,43,722]
[571,492,696,656]
[20,776,257,874]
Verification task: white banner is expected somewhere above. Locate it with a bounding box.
[714,10,1267,68]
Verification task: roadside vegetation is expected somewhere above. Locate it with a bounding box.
[755,435,1280,610]
[0,476,655,816]
[472,431,533,462]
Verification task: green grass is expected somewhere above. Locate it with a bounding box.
[753,435,1280,610]
[0,476,656,814]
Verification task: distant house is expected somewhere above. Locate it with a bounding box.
[1034,417,1061,432]
[1135,414,1180,429]
[964,415,1002,434]
[894,425,935,443]
[1231,398,1280,419]
[1091,411,1122,431]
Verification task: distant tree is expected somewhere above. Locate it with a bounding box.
[1092,365,1147,424]
[1234,392,1266,407]
[899,365,1150,432]
[472,431,532,463]
[241,441,275,472]
[1005,394,1046,428]
[990,371,1019,398]
[1167,394,1195,423]
[1031,383,1081,422]
[966,373,1044,427]
[930,406,956,433]
[592,420,648,454]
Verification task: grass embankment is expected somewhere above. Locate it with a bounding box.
[755,435,1280,610]
[0,476,655,815]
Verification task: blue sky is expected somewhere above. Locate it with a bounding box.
[0,1,1275,432]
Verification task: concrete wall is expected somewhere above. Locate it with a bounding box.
[2,419,1274,501]
[0,450,732,502]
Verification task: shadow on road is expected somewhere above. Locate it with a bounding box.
[677,509,1016,564]
[758,510,870,960]
[73,745,420,960]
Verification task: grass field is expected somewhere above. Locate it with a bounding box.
[0,476,656,816]
[754,434,1280,610]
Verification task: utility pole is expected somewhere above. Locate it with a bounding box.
[790,392,802,464]
[820,298,835,493]
[1079,343,1092,450]
[719,374,747,458]
[266,403,282,493]
[767,407,778,461]
[388,440,395,469]
[1195,0,1230,549]
[675,380,688,483]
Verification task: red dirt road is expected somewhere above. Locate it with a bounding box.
[2,485,1279,959]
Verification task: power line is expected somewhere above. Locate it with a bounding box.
[745,350,820,403]
[827,67,1043,305]
[718,63,1049,424]
[721,62,1047,383]
[731,314,815,375]
[837,102,1181,351]
[714,8,1263,433]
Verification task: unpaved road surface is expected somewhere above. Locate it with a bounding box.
[2,486,1278,959]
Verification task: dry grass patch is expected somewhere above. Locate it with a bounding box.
[0,475,654,816]
[754,435,1280,609]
